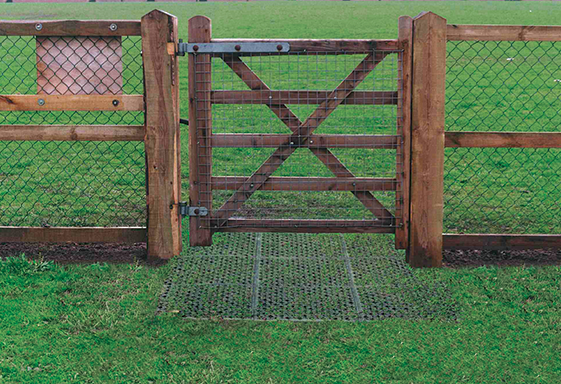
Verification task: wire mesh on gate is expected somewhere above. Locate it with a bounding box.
[192,49,403,230]
[0,35,146,228]
[445,40,561,234]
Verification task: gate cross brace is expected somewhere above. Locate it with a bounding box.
[211,52,395,227]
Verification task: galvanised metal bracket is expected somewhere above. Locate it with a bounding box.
[179,202,208,218]
[176,40,290,56]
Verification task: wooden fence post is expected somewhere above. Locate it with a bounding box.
[408,12,447,267]
[141,10,182,259]
[188,16,213,246]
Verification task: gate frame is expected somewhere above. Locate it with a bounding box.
[187,16,405,246]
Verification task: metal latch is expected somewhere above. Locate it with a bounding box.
[179,202,208,217]
[177,41,290,56]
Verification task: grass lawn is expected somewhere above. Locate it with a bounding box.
[0,1,560,383]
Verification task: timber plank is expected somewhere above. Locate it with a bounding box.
[0,20,141,36]
[445,132,561,148]
[0,125,144,142]
[0,95,143,111]
[211,177,398,191]
[211,90,398,105]
[212,219,396,234]
[211,134,399,149]
[443,234,561,250]
[447,24,561,42]
[0,227,146,243]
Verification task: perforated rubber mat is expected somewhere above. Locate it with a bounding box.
[158,233,456,321]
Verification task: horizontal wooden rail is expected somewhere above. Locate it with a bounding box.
[0,125,144,141]
[211,90,398,105]
[447,24,561,41]
[445,132,561,148]
[443,234,561,250]
[0,227,147,243]
[0,20,141,36]
[211,38,400,53]
[211,177,398,191]
[211,134,399,149]
[0,95,144,111]
[212,219,396,233]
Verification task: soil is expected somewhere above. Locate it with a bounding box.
[0,242,166,267]
[443,249,561,268]
[1,242,560,269]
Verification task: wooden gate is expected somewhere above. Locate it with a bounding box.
[187,16,412,246]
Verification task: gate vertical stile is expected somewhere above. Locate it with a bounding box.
[188,16,213,246]
[395,16,413,253]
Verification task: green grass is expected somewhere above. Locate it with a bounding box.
[1,254,559,383]
[1,2,561,383]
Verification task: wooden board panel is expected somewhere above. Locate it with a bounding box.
[0,20,141,36]
[211,38,399,53]
[211,177,398,191]
[211,90,398,105]
[443,234,561,250]
[408,12,447,268]
[36,37,123,95]
[447,24,561,42]
[211,134,399,149]
[0,125,144,141]
[445,132,561,148]
[0,95,144,111]
[0,227,146,243]
[212,219,396,234]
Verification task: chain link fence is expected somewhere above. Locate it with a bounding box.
[445,40,561,234]
[0,35,146,228]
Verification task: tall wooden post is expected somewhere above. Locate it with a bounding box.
[408,12,447,267]
[141,10,182,259]
[395,16,413,251]
[188,16,213,246]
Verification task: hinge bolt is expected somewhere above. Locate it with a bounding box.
[235,44,241,51]
[193,45,199,52]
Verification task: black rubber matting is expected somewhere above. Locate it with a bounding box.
[158,233,456,321]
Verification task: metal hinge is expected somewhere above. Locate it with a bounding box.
[179,202,208,217]
[177,40,290,56]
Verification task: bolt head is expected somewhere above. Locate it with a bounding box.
[109,23,118,31]
[193,45,199,52]
[37,98,45,106]
[235,44,241,51]
[276,44,283,51]
[35,23,43,31]
[112,99,119,107]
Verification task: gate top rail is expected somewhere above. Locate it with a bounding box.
[447,24,561,41]
[0,19,141,36]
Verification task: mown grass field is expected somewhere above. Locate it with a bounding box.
[1,2,560,383]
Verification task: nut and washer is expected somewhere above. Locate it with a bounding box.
[37,98,45,106]
[109,23,118,32]
[35,23,43,31]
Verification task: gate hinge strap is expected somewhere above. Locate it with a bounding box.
[176,41,290,56]
[178,202,208,217]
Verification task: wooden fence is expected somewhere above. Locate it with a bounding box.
[0,10,181,260]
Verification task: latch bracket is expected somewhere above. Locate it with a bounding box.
[179,202,208,217]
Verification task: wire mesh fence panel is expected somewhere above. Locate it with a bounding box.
[192,49,403,232]
[0,35,146,228]
[445,40,561,234]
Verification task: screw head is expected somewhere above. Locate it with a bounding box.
[193,209,200,215]
[234,44,241,51]
[276,44,283,51]
[112,99,119,107]
[37,98,45,106]
[35,23,43,31]
[309,140,313,144]
[109,23,118,32]
[193,45,199,52]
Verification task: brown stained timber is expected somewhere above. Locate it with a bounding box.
[212,220,396,234]
[211,177,398,191]
[445,132,561,148]
[443,234,561,250]
[211,90,398,105]
[211,134,399,149]
[0,20,141,36]
[0,125,144,142]
[447,24,561,42]
[211,39,399,54]
[0,227,147,243]
[0,95,143,111]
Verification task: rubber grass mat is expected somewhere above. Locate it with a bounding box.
[158,233,456,321]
